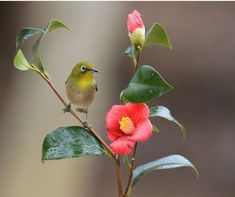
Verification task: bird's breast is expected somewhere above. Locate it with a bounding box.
[65,81,96,110]
[76,73,94,91]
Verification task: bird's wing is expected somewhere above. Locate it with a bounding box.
[65,76,69,84]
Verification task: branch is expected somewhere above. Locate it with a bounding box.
[115,155,123,196]
[124,143,138,195]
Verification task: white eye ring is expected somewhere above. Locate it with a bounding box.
[80,65,86,72]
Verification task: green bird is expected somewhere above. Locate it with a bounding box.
[64,61,98,125]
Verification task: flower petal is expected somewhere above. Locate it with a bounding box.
[126,103,149,126]
[129,119,153,142]
[106,105,129,137]
[110,137,135,155]
[107,129,121,141]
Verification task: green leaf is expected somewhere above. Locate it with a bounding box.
[120,65,173,103]
[32,20,69,77]
[131,155,198,187]
[47,20,70,33]
[13,49,33,71]
[123,45,138,58]
[32,35,45,73]
[42,126,106,161]
[149,106,186,139]
[16,28,44,52]
[144,23,172,49]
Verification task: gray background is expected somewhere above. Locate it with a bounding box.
[0,2,235,197]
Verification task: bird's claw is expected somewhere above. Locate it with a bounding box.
[82,122,92,129]
[82,121,88,128]
[63,103,71,113]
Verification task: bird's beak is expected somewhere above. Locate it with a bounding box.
[87,68,98,73]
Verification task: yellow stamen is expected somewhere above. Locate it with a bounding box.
[119,116,135,135]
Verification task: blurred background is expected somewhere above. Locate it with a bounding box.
[0,2,235,197]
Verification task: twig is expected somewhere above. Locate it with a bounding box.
[115,155,123,197]
[124,143,138,195]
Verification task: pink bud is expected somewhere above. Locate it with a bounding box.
[127,10,145,49]
[127,10,145,33]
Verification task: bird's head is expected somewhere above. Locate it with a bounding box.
[71,61,98,77]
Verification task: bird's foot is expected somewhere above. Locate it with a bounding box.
[82,121,88,129]
[82,121,92,129]
[63,103,71,113]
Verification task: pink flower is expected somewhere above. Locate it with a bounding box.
[106,103,153,155]
[127,10,145,49]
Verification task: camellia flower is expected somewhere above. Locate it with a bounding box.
[127,10,145,50]
[106,103,152,155]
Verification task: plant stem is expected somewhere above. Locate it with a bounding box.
[124,143,138,195]
[124,49,141,196]
[115,155,123,197]
[135,50,140,71]
[38,72,115,158]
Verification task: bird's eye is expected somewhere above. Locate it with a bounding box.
[80,65,86,72]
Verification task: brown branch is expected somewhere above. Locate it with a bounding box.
[124,143,138,195]
[38,72,115,158]
[115,155,123,197]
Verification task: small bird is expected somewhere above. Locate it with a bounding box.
[64,61,98,126]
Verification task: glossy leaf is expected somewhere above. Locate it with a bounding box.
[32,35,45,73]
[13,49,33,71]
[149,106,186,139]
[16,28,43,52]
[131,155,198,187]
[42,126,105,161]
[120,65,173,103]
[144,23,172,49]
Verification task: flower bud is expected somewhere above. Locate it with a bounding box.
[127,10,145,50]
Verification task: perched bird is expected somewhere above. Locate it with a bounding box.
[64,61,98,125]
